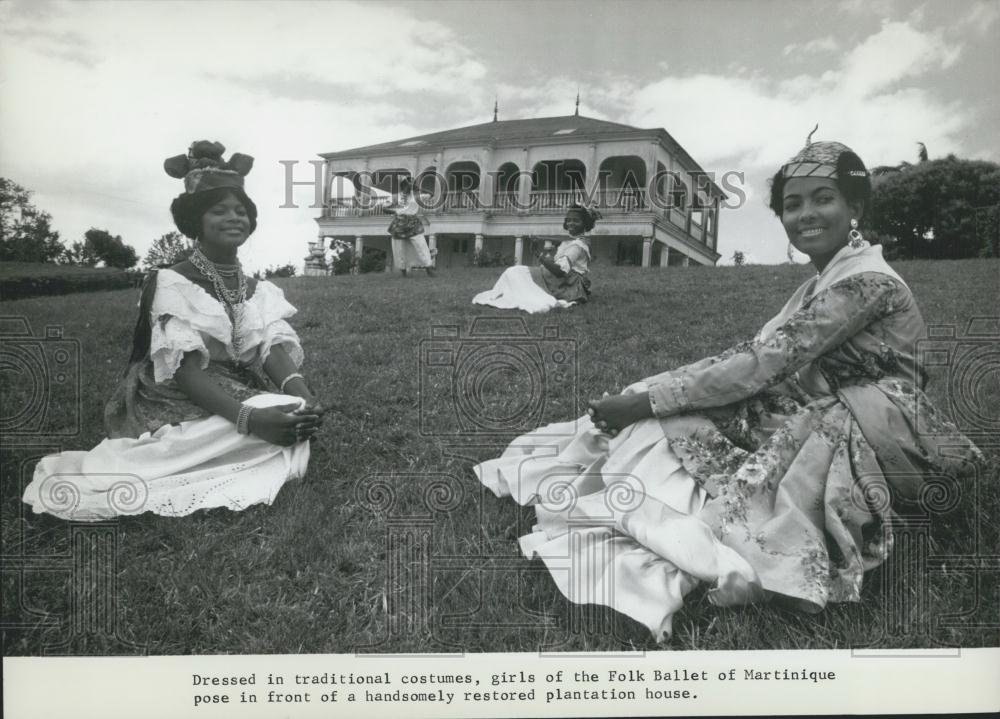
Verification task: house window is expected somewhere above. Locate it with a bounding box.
[451,238,469,253]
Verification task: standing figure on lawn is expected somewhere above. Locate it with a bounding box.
[473,138,983,640]
[387,176,435,277]
[472,203,599,313]
[23,140,327,521]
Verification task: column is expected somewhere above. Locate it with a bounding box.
[478,147,494,209]
[517,148,531,211]
[514,236,523,265]
[474,234,484,254]
[641,236,653,267]
[427,234,438,267]
[354,235,364,273]
[659,242,670,267]
[682,256,690,267]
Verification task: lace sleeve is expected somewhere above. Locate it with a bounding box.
[252,281,304,368]
[149,314,210,383]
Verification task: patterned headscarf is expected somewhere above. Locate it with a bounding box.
[781,140,863,179]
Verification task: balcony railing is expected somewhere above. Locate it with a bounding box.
[321,188,667,218]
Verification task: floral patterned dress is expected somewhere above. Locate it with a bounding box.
[474,243,982,638]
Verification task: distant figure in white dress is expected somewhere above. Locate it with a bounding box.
[473,204,599,313]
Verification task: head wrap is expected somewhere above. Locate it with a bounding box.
[164,140,254,194]
[565,203,602,223]
[780,131,868,181]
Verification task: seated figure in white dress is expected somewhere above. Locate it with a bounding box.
[23,141,326,521]
[472,204,598,313]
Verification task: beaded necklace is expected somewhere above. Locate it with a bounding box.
[190,246,248,360]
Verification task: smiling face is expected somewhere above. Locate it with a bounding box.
[199,192,251,251]
[564,212,586,236]
[781,177,861,271]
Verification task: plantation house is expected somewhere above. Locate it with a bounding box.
[312,113,725,273]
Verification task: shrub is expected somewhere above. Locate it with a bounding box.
[0,265,135,300]
[358,247,387,273]
[472,249,515,267]
[264,263,297,279]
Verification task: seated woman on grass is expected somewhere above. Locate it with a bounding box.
[474,138,983,640]
[473,204,598,313]
[24,141,325,521]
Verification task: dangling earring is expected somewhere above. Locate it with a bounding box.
[848,218,865,248]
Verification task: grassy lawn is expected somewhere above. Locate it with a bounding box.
[2,259,998,655]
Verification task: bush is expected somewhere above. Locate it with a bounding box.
[358,247,387,273]
[330,239,355,275]
[0,264,135,300]
[472,249,515,267]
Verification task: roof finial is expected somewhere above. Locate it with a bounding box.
[493,96,498,123]
[574,88,580,116]
[805,123,819,147]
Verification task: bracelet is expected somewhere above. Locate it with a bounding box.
[279,372,305,393]
[236,403,254,435]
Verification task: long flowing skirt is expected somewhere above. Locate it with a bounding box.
[473,266,579,314]
[391,235,433,271]
[23,393,310,521]
[472,383,763,639]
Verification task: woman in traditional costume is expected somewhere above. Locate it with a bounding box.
[23,141,325,521]
[387,176,435,277]
[472,204,598,313]
[473,139,982,639]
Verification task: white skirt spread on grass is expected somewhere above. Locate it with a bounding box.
[23,393,310,522]
[472,381,762,639]
[472,266,575,314]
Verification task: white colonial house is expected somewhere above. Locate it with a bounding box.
[310,113,725,273]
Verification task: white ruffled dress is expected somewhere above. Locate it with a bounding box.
[22,269,310,521]
[472,237,591,313]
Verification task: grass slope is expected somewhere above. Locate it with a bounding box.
[2,259,998,655]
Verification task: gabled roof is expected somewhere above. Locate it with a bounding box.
[320,115,651,158]
[320,114,726,197]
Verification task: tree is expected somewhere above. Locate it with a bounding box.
[0,178,67,263]
[868,155,1000,260]
[83,228,139,269]
[731,250,746,266]
[144,231,193,269]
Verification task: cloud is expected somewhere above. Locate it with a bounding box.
[0,2,988,272]
[0,0,495,272]
[952,1,1000,35]
[629,19,967,171]
[782,36,839,57]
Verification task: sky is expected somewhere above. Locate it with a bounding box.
[1,0,998,271]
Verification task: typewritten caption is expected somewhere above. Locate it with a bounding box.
[190,666,838,709]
